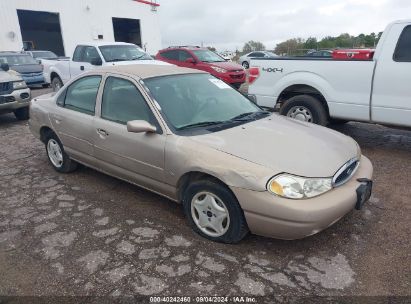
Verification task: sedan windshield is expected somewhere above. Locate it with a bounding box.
[0,55,38,65]
[144,74,267,132]
[99,45,152,62]
[32,51,57,59]
[192,50,225,62]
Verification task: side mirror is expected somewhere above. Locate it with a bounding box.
[127,120,157,133]
[91,57,103,66]
[0,63,10,71]
[185,58,196,64]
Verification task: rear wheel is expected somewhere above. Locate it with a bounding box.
[280,94,328,126]
[14,106,29,120]
[242,61,249,69]
[51,76,63,92]
[183,180,249,243]
[45,133,78,173]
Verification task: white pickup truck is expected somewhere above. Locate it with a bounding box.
[43,42,168,91]
[248,20,411,128]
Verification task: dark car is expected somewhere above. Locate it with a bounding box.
[0,52,45,86]
[306,50,332,57]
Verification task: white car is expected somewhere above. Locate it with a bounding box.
[248,20,411,129]
[239,51,277,69]
[42,42,169,91]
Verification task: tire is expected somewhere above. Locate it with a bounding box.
[42,83,50,89]
[45,133,78,173]
[51,76,63,92]
[242,61,249,69]
[14,106,29,120]
[182,180,249,243]
[279,94,328,126]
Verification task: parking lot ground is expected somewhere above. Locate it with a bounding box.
[0,89,410,301]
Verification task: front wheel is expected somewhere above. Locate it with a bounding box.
[183,180,249,243]
[280,94,328,126]
[242,61,249,69]
[14,107,29,120]
[51,76,63,92]
[45,133,78,173]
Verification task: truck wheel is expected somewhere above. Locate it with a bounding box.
[51,77,63,92]
[183,180,249,244]
[242,61,249,69]
[45,133,78,173]
[280,95,328,126]
[14,107,29,120]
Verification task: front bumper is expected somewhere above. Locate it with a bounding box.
[231,155,373,240]
[21,74,45,85]
[0,88,31,113]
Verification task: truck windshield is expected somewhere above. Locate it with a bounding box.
[0,55,38,65]
[192,50,226,63]
[99,45,153,62]
[144,74,266,132]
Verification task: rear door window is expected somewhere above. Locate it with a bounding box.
[394,25,411,62]
[63,76,101,115]
[73,46,85,62]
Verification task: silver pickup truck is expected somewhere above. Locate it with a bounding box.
[0,63,31,120]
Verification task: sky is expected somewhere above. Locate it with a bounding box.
[158,0,411,51]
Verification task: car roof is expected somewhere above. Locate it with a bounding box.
[77,41,137,47]
[162,46,208,51]
[95,64,207,79]
[0,51,28,56]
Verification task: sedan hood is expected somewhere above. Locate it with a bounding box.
[0,70,22,82]
[210,61,244,71]
[109,60,171,66]
[190,116,359,178]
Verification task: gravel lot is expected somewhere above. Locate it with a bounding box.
[0,88,410,301]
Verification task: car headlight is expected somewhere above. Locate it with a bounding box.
[210,66,227,73]
[13,81,27,90]
[267,174,332,199]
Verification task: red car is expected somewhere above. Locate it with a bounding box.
[156,46,246,89]
[332,49,375,60]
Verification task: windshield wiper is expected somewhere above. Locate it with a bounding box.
[177,121,226,130]
[230,111,271,121]
[131,55,147,60]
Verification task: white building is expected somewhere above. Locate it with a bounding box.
[0,0,162,56]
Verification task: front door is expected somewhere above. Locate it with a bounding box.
[372,23,411,127]
[70,46,99,79]
[93,75,166,187]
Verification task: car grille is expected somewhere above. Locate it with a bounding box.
[230,69,244,73]
[230,74,244,79]
[0,82,12,95]
[332,158,359,187]
[0,95,16,104]
[21,72,43,77]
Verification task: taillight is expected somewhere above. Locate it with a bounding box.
[248,67,260,84]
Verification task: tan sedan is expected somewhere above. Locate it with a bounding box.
[29,65,373,243]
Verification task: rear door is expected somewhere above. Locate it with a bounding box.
[51,75,102,165]
[93,74,166,187]
[372,23,411,127]
[70,46,100,78]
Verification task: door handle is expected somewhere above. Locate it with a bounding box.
[97,128,109,137]
[80,66,84,71]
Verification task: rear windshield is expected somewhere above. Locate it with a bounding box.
[0,55,38,65]
[32,51,57,59]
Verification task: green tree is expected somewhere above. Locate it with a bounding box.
[243,41,266,53]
